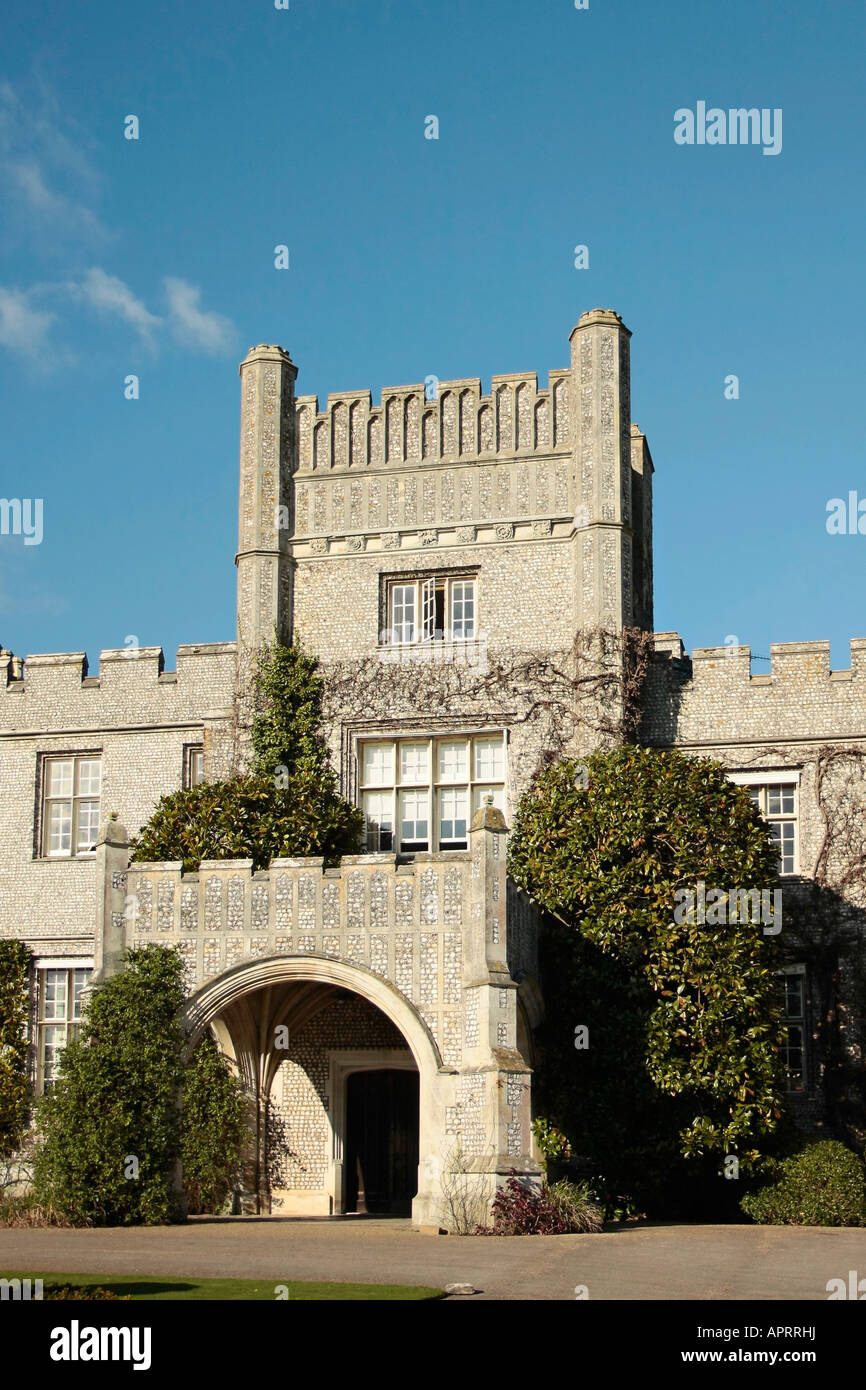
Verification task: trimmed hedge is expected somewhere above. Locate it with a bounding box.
[740,1140,866,1227]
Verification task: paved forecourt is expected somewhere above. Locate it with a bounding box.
[0,1220,861,1301]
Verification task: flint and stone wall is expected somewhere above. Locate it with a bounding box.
[100,813,541,1224]
[0,644,236,957]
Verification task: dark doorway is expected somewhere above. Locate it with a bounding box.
[344,1069,419,1216]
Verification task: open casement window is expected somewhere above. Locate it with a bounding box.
[359,732,505,852]
[386,574,476,645]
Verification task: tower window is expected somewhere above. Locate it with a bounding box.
[382,573,477,645]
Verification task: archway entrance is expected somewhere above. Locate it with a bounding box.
[183,956,438,1220]
[345,1069,419,1215]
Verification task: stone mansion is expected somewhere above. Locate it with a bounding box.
[2,308,864,1223]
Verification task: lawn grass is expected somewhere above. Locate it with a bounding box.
[0,1270,444,1300]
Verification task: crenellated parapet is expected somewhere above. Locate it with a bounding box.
[295,368,572,474]
[644,634,866,747]
[0,643,237,733]
[291,370,574,552]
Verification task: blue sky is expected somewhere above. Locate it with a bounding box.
[1,0,864,672]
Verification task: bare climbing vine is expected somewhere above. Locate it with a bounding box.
[320,625,653,779]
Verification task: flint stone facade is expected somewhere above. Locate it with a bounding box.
[2,308,864,1223]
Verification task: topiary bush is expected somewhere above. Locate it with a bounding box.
[740,1140,866,1227]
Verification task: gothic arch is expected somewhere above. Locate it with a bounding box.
[182,953,443,1078]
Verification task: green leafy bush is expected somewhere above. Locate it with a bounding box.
[249,640,326,780]
[33,947,186,1226]
[507,746,787,1212]
[131,640,363,871]
[0,941,32,1160]
[740,1140,866,1227]
[130,771,363,872]
[181,1031,250,1214]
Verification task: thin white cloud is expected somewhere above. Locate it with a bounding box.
[0,80,107,245]
[76,268,162,346]
[0,286,54,355]
[163,277,234,353]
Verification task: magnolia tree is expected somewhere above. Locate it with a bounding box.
[507,745,788,1214]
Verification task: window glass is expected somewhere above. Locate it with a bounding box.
[77,802,101,853]
[48,803,72,856]
[358,733,504,852]
[49,760,74,797]
[44,969,67,1020]
[77,760,101,796]
[400,742,429,784]
[38,966,92,1091]
[43,756,102,857]
[391,585,416,643]
[363,742,394,786]
[399,790,428,848]
[780,972,805,1091]
[363,791,394,851]
[451,581,475,639]
[770,821,795,875]
[439,787,468,845]
[473,736,503,781]
[437,740,468,783]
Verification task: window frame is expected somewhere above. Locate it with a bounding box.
[38,752,103,860]
[380,570,479,647]
[727,771,799,876]
[184,744,205,789]
[358,730,506,854]
[778,964,807,1093]
[35,963,93,1092]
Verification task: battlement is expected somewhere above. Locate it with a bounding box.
[645,634,866,746]
[0,642,237,733]
[295,367,572,475]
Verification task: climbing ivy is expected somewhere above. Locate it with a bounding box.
[130,639,363,871]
